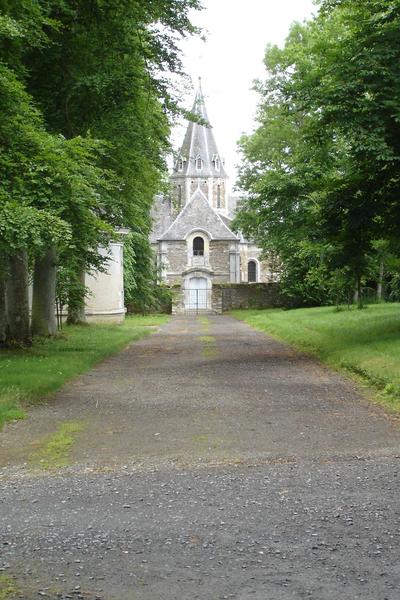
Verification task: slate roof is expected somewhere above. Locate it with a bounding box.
[219,212,246,243]
[171,79,227,179]
[159,189,239,241]
[150,195,175,243]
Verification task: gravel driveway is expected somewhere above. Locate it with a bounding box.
[1,315,400,599]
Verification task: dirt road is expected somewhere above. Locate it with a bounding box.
[1,316,400,599]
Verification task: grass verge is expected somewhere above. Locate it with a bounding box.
[0,314,169,431]
[232,304,400,412]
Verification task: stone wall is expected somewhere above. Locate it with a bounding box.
[170,282,282,315]
[213,283,282,312]
[209,240,231,281]
[171,285,184,314]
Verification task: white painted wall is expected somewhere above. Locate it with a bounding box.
[85,242,126,323]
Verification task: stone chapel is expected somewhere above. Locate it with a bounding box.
[150,80,274,314]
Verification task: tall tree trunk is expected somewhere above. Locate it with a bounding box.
[6,250,31,344]
[0,269,7,345]
[67,269,87,324]
[377,260,384,302]
[31,247,57,337]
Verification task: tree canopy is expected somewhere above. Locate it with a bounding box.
[0,0,201,342]
[235,0,400,307]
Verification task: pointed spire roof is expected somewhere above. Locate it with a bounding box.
[192,77,209,121]
[172,78,227,179]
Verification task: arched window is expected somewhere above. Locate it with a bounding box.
[193,236,204,256]
[216,184,221,208]
[177,184,182,205]
[248,260,257,282]
[177,159,184,171]
[196,156,203,170]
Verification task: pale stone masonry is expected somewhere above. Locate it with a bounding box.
[151,79,275,314]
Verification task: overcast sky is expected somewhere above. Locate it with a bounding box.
[172,0,316,184]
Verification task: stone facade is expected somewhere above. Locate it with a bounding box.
[209,241,231,280]
[151,80,276,314]
[158,240,187,284]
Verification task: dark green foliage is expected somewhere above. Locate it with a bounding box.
[24,0,201,236]
[0,0,200,340]
[235,0,400,308]
[123,233,172,314]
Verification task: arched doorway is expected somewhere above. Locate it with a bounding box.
[185,276,209,312]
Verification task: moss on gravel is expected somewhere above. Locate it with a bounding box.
[29,420,86,470]
[198,316,210,332]
[0,574,17,600]
[200,334,218,358]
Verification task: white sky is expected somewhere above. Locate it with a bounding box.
[172,0,316,184]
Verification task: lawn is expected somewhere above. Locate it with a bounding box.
[232,304,400,412]
[0,314,169,430]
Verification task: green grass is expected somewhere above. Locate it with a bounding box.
[0,314,169,430]
[0,388,26,430]
[0,574,17,600]
[232,304,400,411]
[30,420,86,470]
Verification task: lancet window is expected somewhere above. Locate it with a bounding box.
[248,260,257,283]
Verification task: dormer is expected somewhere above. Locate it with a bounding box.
[212,154,220,171]
[177,156,185,172]
[195,155,203,171]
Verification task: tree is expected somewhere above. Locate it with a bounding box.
[1,1,201,339]
[0,13,114,341]
[236,0,400,307]
[0,57,70,343]
[23,0,201,321]
[123,232,172,314]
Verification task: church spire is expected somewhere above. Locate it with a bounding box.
[192,77,209,121]
[173,79,227,179]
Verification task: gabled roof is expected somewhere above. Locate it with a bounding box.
[150,194,175,243]
[172,78,227,179]
[159,189,238,241]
